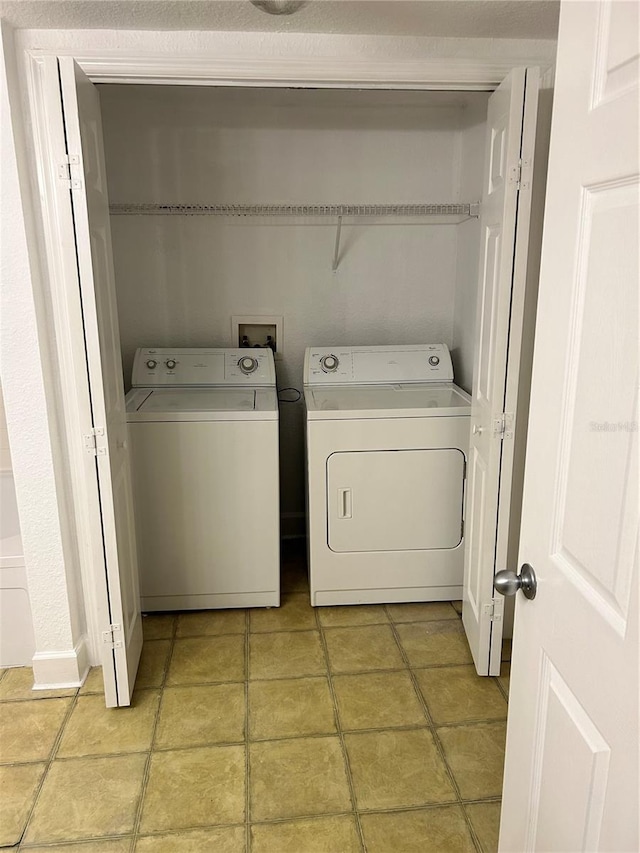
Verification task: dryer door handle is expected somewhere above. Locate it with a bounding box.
[337,488,352,519]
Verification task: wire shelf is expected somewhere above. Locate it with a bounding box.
[109,202,479,217]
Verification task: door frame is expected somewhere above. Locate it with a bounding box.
[23,48,545,666]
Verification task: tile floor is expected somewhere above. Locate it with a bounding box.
[1,543,511,852]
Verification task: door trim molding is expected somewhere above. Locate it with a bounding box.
[23,47,533,673]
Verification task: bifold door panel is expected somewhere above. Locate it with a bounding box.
[327,449,465,553]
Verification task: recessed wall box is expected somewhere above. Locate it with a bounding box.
[232,315,283,359]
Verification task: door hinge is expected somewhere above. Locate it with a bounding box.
[58,154,82,189]
[483,597,504,623]
[493,412,514,440]
[102,623,123,649]
[84,427,106,456]
[509,158,523,190]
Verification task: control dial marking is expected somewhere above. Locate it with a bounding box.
[320,354,339,373]
[239,356,259,374]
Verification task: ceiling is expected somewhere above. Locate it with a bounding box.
[0,0,560,39]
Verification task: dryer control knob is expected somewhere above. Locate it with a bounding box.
[239,356,258,374]
[320,354,339,373]
[165,359,177,370]
[428,355,440,366]
[146,359,157,369]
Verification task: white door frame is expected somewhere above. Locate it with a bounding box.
[23,49,543,662]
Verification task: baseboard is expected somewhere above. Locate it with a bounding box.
[31,633,91,690]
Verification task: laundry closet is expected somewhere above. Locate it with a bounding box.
[98,84,490,526]
[46,59,549,706]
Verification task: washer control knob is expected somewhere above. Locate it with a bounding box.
[239,356,258,374]
[428,355,440,366]
[146,359,157,369]
[320,354,339,373]
[165,359,177,370]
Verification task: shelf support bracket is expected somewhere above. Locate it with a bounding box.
[332,215,343,272]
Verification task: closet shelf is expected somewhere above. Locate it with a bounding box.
[109,202,480,218]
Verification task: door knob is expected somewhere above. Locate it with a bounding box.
[494,563,537,600]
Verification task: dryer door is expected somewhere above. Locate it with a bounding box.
[327,449,465,553]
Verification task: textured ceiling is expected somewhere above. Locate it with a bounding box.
[0,0,560,38]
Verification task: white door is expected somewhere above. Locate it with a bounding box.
[500,2,639,850]
[58,58,142,708]
[462,67,541,676]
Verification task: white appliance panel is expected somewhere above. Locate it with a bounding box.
[305,344,453,385]
[309,384,470,416]
[132,347,275,387]
[133,388,255,413]
[129,420,279,610]
[328,449,465,553]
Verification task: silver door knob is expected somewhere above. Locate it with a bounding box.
[494,563,537,600]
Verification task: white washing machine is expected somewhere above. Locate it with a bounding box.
[304,344,471,606]
[126,347,279,611]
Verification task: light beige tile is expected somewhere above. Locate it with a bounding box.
[249,677,336,740]
[25,841,132,853]
[0,668,77,701]
[414,666,507,724]
[333,671,426,730]
[167,635,245,685]
[361,805,476,853]
[79,667,104,695]
[142,613,176,640]
[251,815,360,853]
[345,728,455,810]
[497,661,510,695]
[387,601,459,623]
[139,745,245,833]
[250,736,351,821]
[155,683,245,748]
[0,698,71,764]
[250,594,316,633]
[136,825,246,852]
[176,609,246,637]
[437,722,507,800]
[396,620,473,667]
[136,639,172,689]
[465,801,502,853]
[57,690,160,758]
[324,625,405,674]
[249,630,326,680]
[318,604,389,628]
[24,753,146,844]
[0,762,46,846]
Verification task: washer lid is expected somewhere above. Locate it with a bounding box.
[125,387,278,421]
[305,382,471,419]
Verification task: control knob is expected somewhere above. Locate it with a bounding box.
[165,359,177,370]
[146,359,157,369]
[239,356,258,374]
[320,354,339,373]
[428,355,440,366]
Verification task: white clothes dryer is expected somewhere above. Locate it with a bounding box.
[126,347,279,612]
[304,344,470,606]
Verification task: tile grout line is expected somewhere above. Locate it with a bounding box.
[314,606,368,853]
[16,687,80,850]
[245,608,251,853]
[386,609,489,853]
[130,614,178,848]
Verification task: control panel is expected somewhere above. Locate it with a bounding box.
[304,344,454,385]
[131,348,276,387]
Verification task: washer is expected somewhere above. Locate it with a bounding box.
[304,344,471,606]
[126,347,279,612]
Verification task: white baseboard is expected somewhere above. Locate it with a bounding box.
[32,634,91,690]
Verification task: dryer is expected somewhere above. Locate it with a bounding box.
[304,344,470,606]
[126,347,279,611]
